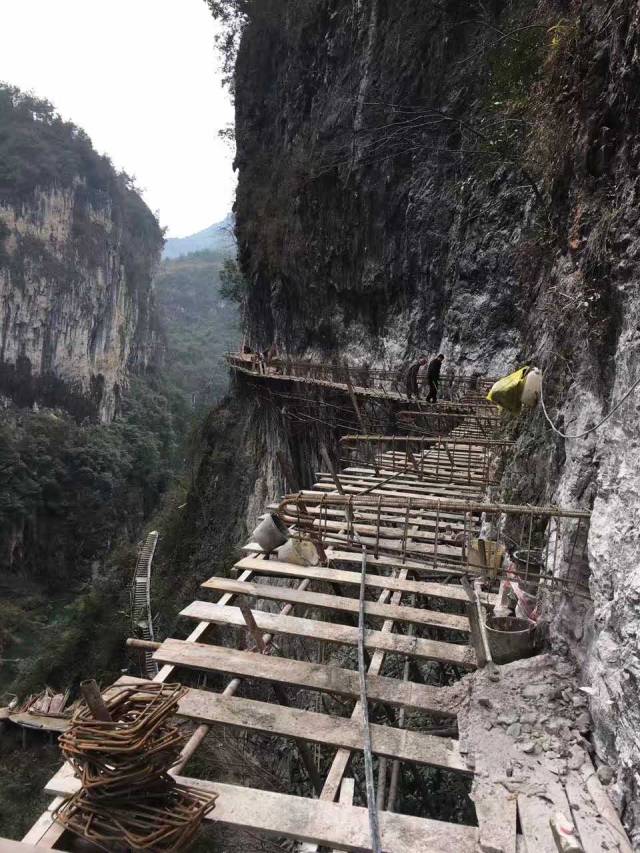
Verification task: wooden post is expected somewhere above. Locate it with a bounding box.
[344,361,379,475]
[80,679,113,722]
[376,758,388,810]
[238,598,267,653]
[296,498,329,566]
[460,578,498,680]
[319,443,345,495]
[127,638,161,651]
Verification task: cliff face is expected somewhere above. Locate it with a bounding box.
[0,86,163,421]
[224,0,640,838]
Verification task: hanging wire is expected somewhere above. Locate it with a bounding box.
[540,373,640,440]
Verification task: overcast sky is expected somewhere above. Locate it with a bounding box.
[0,0,235,237]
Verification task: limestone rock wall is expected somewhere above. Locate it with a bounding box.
[0,184,161,422]
[227,0,640,836]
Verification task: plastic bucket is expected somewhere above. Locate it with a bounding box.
[277,538,319,566]
[485,615,535,664]
[252,514,290,553]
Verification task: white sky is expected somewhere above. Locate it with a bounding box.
[0,0,235,237]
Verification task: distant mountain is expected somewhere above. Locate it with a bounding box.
[154,249,239,406]
[163,214,235,259]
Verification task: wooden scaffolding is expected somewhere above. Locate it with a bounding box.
[22,372,631,853]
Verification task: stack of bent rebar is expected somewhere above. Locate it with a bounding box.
[54,683,217,851]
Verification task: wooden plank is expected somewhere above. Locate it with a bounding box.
[0,840,70,853]
[20,797,65,846]
[152,639,467,714]
[242,540,461,576]
[334,467,489,487]
[291,501,471,532]
[473,778,517,853]
[333,779,356,853]
[46,770,479,853]
[292,490,482,523]
[154,566,256,683]
[313,478,483,501]
[517,780,574,853]
[8,712,70,733]
[209,557,470,632]
[174,689,469,773]
[326,548,467,580]
[200,576,469,632]
[278,511,468,550]
[180,603,476,667]
[564,752,634,853]
[234,555,498,605]
[331,467,484,489]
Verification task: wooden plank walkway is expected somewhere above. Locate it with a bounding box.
[233,555,498,605]
[174,690,469,772]
[153,638,475,705]
[22,383,552,852]
[199,576,470,631]
[180,603,474,663]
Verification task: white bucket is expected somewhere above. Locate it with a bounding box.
[277,538,319,566]
[522,368,542,407]
[251,514,290,552]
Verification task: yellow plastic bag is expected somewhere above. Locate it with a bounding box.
[487,366,530,413]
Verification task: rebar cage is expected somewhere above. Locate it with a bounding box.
[339,434,512,488]
[275,493,591,598]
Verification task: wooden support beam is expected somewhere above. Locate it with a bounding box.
[334,779,356,853]
[238,597,267,651]
[199,577,470,632]
[80,678,112,722]
[152,639,467,714]
[320,442,345,495]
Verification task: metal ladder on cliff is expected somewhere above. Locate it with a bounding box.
[130,530,159,679]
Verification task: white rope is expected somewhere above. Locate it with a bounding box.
[540,372,640,439]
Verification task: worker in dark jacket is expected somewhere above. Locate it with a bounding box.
[406,356,427,399]
[426,354,445,402]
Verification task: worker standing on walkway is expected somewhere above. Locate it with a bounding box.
[406,356,427,399]
[426,353,445,402]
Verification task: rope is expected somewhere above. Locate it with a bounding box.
[540,372,640,440]
[357,544,382,853]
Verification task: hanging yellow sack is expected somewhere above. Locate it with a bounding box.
[487,366,530,413]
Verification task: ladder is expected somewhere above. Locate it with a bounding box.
[130,530,159,679]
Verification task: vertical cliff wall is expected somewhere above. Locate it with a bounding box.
[0,86,163,421]
[211,0,640,838]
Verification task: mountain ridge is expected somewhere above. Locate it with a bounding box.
[163,213,235,259]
